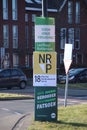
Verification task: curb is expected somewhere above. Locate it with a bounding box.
[0,96,34,101]
[12,113,33,130]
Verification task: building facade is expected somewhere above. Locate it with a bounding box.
[0,0,87,71]
[56,0,87,70]
[0,0,27,68]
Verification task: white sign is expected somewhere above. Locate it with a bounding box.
[64,44,72,74]
[33,52,57,86]
[64,44,72,61]
[35,25,55,42]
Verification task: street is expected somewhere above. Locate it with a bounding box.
[0,86,87,130]
[0,99,34,130]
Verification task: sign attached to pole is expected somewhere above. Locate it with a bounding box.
[64,44,72,74]
[34,15,57,121]
[33,52,57,86]
[63,44,73,107]
[35,87,57,121]
[35,17,55,52]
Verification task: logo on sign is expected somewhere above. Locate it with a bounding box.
[39,54,52,73]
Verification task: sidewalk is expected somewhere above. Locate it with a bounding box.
[12,113,34,130]
[12,87,87,130]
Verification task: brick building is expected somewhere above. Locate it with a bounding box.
[0,0,26,68]
[0,0,87,72]
[56,0,87,71]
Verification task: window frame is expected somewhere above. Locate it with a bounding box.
[13,53,19,67]
[60,28,66,49]
[12,25,18,48]
[68,1,73,24]
[3,0,8,20]
[60,53,64,64]
[75,1,80,24]
[68,28,74,48]
[12,0,18,20]
[3,25,9,48]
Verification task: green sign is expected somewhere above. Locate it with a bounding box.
[34,17,57,122]
[35,87,57,122]
[35,17,55,52]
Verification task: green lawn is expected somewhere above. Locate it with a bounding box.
[58,83,87,89]
[0,93,33,100]
[0,82,87,99]
[28,104,87,130]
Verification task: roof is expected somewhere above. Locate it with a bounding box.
[57,0,67,11]
[25,0,67,12]
[25,0,87,12]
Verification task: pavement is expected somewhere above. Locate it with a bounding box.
[12,113,34,130]
[11,87,87,130]
[58,88,87,97]
[0,78,87,130]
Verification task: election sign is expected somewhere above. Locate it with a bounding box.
[34,16,57,122]
[35,87,57,121]
[35,17,55,51]
[33,52,57,86]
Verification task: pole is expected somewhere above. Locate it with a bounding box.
[64,73,69,107]
[42,0,48,17]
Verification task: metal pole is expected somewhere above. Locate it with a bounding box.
[42,0,48,17]
[64,73,69,107]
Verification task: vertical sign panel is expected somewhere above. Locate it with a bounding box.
[33,52,57,86]
[35,17,55,51]
[64,44,72,74]
[35,87,57,121]
[34,17,57,122]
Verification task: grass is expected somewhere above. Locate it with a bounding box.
[28,104,87,130]
[58,83,87,89]
[0,93,34,100]
[0,82,87,99]
[0,78,33,100]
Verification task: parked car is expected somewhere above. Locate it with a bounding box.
[58,68,87,84]
[0,68,27,89]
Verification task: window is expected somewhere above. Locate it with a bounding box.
[3,25,9,48]
[1,53,9,68]
[76,54,83,64]
[60,53,64,64]
[12,0,18,20]
[25,0,41,4]
[75,1,80,24]
[32,14,36,22]
[34,0,42,4]
[25,55,29,67]
[25,14,29,22]
[0,69,11,77]
[68,1,73,24]
[12,25,18,48]
[75,28,80,49]
[13,53,19,67]
[68,28,74,48]
[11,69,18,76]
[25,0,33,3]
[32,26,35,49]
[25,26,29,48]
[3,0,8,20]
[60,28,66,49]
[11,69,22,76]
